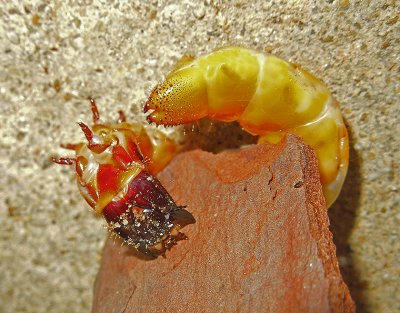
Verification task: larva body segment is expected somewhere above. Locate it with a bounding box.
[53,100,194,257]
[145,47,349,207]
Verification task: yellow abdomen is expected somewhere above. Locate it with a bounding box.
[145,47,349,208]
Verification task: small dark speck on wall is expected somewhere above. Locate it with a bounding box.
[294,181,304,188]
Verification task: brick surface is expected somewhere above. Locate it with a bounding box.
[92,135,354,313]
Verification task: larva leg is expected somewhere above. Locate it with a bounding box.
[144,47,349,207]
[89,98,100,123]
[117,110,127,123]
[51,156,75,165]
[60,143,78,150]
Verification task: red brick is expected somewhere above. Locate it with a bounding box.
[92,135,355,313]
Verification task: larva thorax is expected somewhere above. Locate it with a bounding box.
[73,121,148,213]
[145,47,349,207]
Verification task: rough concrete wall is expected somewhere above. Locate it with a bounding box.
[0,1,398,312]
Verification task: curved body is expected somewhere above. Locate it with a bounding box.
[145,47,349,207]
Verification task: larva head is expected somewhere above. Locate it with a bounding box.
[145,66,208,125]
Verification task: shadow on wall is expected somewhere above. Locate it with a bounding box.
[182,119,258,153]
[328,124,366,313]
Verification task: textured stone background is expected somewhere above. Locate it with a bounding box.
[0,1,398,312]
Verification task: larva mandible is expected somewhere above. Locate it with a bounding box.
[53,99,195,257]
[145,46,349,208]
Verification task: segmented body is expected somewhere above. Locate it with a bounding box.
[53,99,194,257]
[145,46,349,207]
[54,47,348,255]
